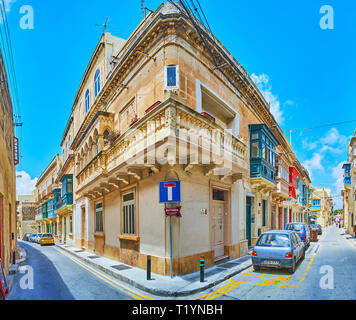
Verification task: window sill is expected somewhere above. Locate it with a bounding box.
[117,235,140,242]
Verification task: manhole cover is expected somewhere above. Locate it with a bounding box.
[88,255,101,259]
[111,264,132,271]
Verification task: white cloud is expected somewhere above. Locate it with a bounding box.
[303,153,324,179]
[302,138,318,151]
[251,73,285,125]
[320,127,348,146]
[16,171,38,196]
[319,144,343,155]
[332,162,345,209]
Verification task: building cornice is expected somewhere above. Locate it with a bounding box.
[36,154,59,186]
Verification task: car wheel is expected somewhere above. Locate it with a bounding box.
[253,265,260,272]
[302,249,305,260]
[288,259,296,274]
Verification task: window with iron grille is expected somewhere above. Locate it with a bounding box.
[95,202,103,232]
[123,192,135,235]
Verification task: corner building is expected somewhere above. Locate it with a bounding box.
[60,2,309,275]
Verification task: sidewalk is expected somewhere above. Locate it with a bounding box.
[340,227,356,248]
[7,245,28,293]
[55,243,252,297]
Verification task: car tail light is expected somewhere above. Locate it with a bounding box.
[252,250,257,257]
[285,252,293,258]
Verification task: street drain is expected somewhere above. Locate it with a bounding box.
[88,255,101,259]
[111,264,132,271]
[75,250,84,253]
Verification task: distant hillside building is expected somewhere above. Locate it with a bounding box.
[17,191,37,239]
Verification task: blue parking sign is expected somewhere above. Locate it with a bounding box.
[159,181,181,203]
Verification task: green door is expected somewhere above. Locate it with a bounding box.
[246,197,252,247]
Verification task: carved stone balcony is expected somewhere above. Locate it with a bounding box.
[272,177,289,203]
[75,96,248,199]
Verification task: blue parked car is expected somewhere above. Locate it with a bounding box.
[285,222,310,247]
[29,233,37,242]
[252,230,305,274]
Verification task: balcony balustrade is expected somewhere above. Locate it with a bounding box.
[56,193,73,210]
[76,98,248,192]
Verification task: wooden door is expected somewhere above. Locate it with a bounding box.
[213,201,225,258]
[278,207,283,230]
[246,197,252,247]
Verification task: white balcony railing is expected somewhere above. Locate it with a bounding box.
[76,98,248,190]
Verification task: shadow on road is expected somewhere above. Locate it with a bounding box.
[8,241,75,300]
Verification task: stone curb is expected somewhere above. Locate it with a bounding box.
[55,244,252,297]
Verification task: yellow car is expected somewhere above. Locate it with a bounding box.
[39,234,55,246]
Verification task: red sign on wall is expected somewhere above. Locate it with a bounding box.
[13,136,19,166]
[165,206,182,217]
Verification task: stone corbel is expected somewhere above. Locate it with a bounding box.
[100,183,111,193]
[107,179,120,189]
[116,173,130,185]
[127,168,142,181]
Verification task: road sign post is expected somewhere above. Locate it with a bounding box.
[159,181,181,279]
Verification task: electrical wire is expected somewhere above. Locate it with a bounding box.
[0,0,22,170]
[0,0,20,123]
[288,120,356,132]
[196,0,212,33]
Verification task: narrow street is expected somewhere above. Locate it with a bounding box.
[7,225,356,300]
[191,225,356,300]
[8,241,153,300]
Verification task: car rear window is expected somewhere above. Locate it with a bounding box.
[286,224,304,231]
[256,233,291,247]
[42,234,53,238]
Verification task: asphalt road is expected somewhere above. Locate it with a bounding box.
[8,241,145,300]
[190,225,356,300]
[8,225,356,300]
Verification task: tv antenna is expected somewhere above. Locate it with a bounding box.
[96,17,114,34]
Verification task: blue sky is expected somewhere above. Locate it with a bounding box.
[7,0,356,208]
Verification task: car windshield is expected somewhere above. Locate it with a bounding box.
[256,233,291,247]
[286,224,304,231]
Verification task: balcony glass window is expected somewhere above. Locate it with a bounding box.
[252,142,259,158]
[94,69,100,97]
[312,199,320,206]
[85,89,90,113]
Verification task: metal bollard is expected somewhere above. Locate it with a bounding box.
[147,255,151,280]
[200,256,205,282]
